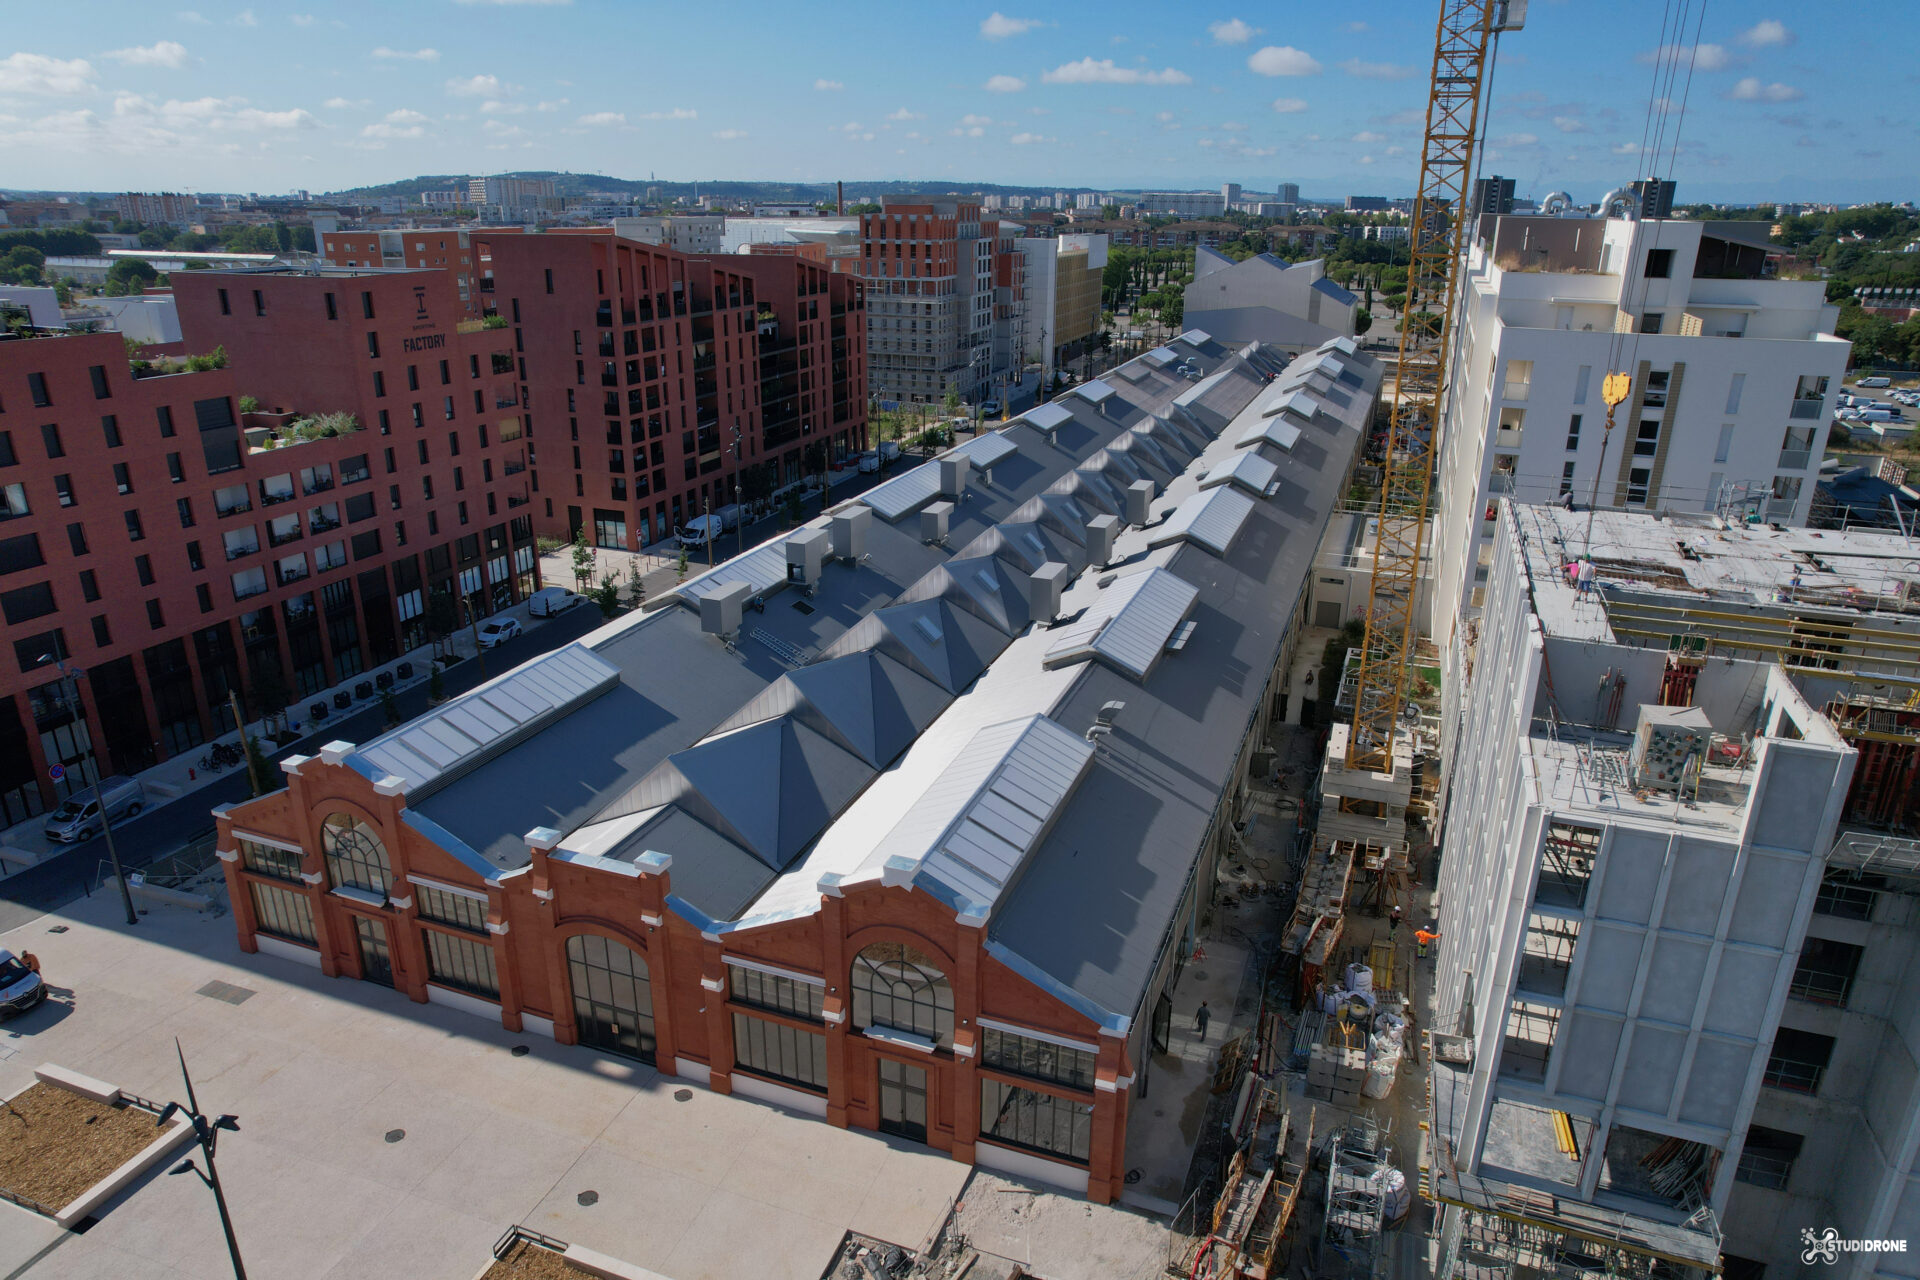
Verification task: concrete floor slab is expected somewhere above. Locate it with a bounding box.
[522,1144,711,1271]
[659,1188,852,1280]
[318,1201,500,1280]
[593,1077,767,1187]
[847,1148,972,1248]
[409,1111,590,1225]
[0,1201,67,1272]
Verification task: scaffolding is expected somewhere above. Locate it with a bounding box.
[1178,1086,1315,1280]
[1320,1115,1398,1280]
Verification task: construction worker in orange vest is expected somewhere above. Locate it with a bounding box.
[1415,926,1441,960]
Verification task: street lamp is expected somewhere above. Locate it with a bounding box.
[41,640,137,927]
[158,1039,246,1280]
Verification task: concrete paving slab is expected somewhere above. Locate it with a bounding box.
[846,1147,972,1248]
[7,1234,193,1280]
[410,1110,590,1226]
[318,1200,500,1280]
[659,1187,852,1280]
[333,1075,492,1193]
[593,1081,766,1187]
[0,1201,67,1272]
[522,1144,711,1272]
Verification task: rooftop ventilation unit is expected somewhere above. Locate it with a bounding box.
[922,500,953,545]
[1029,561,1069,624]
[785,528,828,586]
[1087,513,1119,566]
[699,580,755,639]
[829,507,872,562]
[940,456,971,500]
[1125,479,1155,527]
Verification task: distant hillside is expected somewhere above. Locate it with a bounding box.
[322,171,1106,205]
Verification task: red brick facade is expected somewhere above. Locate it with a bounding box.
[218,748,1133,1202]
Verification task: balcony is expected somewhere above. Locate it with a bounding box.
[1790,396,1826,421]
[302,477,334,497]
[225,540,261,562]
[276,564,310,587]
[1779,449,1812,471]
[339,465,372,486]
[259,488,297,508]
[215,498,252,518]
[267,525,303,549]
[309,516,341,535]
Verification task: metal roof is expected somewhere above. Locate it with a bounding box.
[1148,485,1257,557]
[871,715,1096,917]
[1073,379,1118,405]
[862,459,942,521]
[678,534,802,602]
[1113,361,1150,383]
[1201,450,1281,496]
[1261,388,1322,421]
[1143,346,1179,367]
[1042,566,1200,681]
[1175,328,1214,348]
[354,644,620,793]
[1022,401,1075,433]
[1235,416,1303,452]
[955,430,1019,471]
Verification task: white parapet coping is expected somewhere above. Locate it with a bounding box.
[564,1243,678,1280]
[34,1063,120,1105]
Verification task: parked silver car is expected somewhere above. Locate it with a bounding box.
[42,776,145,843]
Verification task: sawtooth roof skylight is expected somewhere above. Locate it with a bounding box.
[1201,450,1281,496]
[1042,566,1200,681]
[1147,485,1256,557]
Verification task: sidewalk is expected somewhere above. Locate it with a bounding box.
[0,594,564,876]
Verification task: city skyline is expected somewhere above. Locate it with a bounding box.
[0,1,1912,205]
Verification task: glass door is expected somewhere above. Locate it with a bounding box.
[354,916,393,987]
[876,1057,928,1144]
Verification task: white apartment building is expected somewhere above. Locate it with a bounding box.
[855,198,1015,405]
[1431,211,1850,647]
[1138,191,1229,219]
[609,215,726,256]
[1435,501,1920,1280]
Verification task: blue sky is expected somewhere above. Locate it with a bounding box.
[0,1,1911,204]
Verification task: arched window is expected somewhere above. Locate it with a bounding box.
[322,812,391,896]
[851,942,954,1048]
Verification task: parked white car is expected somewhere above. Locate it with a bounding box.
[477,618,523,648]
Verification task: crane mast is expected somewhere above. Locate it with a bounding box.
[1345,0,1521,774]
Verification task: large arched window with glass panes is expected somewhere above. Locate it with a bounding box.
[851,942,954,1048]
[321,812,391,896]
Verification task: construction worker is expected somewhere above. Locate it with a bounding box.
[1194,1000,1211,1040]
[1389,904,1403,936]
[1415,926,1441,960]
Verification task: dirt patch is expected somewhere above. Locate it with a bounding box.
[480,1238,581,1280]
[0,1082,166,1212]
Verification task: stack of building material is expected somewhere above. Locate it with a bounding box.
[1306,1022,1367,1106]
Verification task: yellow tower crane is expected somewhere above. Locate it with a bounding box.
[1346,0,1527,775]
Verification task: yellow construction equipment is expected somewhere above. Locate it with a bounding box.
[1346,0,1525,775]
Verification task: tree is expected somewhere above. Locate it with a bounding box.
[676,548,691,581]
[1353,308,1374,336]
[379,688,401,727]
[626,558,646,607]
[52,277,74,307]
[428,663,446,704]
[244,736,274,796]
[426,588,460,659]
[593,571,621,618]
[248,664,290,735]
[103,258,159,297]
[291,225,316,253]
[569,540,597,591]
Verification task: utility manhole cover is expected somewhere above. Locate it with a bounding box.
[385,1129,406,1144]
[196,980,257,1005]
[673,1089,693,1102]
[511,1045,530,1057]
[577,1191,599,1207]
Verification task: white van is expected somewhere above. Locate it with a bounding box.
[527,586,582,617]
[1858,376,1892,388]
[43,776,145,843]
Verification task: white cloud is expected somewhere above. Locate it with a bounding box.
[323,96,369,109]
[1342,21,1368,32]
[887,106,922,121]
[984,74,1026,93]
[576,111,625,126]
[1338,58,1416,80]
[1357,155,1375,165]
[1270,97,1308,113]
[1739,19,1793,47]
[1610,141,1640,155]
[1552,115,1588,133]
[1352,130,1386,143]
[1009,131,1051,144]
[1493,131,1539,146]
[479,99,523,114]
[981,12,1040,38]
[713,128,746,139]
[1207,18,1260,45]
[636,106,695,120]
[1026,106,1049,115]
[1637,43,1731,71]
[1384,145,1405,157]
[372,47,439,62]
[233,9,257,24]
[115,94,317,132]
[814,78,844,91]
[482,119,526,138]
[1246,46,1321,76]
[0,53,96,96]
[535,99,566,111]
[1042,58,1191,86]
[105,41,190,69]
[960,114,994,126]
[1726,76,1802,102]
[445,74,501,97]
[176,10,209,22]
[290,14,316,25]
[1220,120,1247,131]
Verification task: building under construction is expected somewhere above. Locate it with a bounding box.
[1433,500,1920,1279]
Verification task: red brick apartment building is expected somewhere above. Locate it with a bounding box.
[0,268,540,826]
[470,229,867,548]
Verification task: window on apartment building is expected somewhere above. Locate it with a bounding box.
[1643,370,1670,409]
[325,292,338,321]
[124,509,144,541]
[167,452,184,483]
[185,542,202,572]
[1772,476,1802,505]
[378,409,390,435]
[41,424,63,459]
[157,405,175,437]
[112,463,132,495]
[424,929,499,1000]
[1763,1027,1834,1094]
[410,404,423,430]
[1645,248,1675,279]
[1725,372,1745,415]
[66,522,88,557]
[427,511,438,536]
[1711,423,1735,465]
[1780,426,1814,470]
[361,291,375,320]
[1566,415,1582,450]
[196,583,213,613]
[1640,312,1664,335]
[145,598,163,629]
[1559,462,1578,498]
[77,568,100,602]
[1734,1126,1802,1191]
[217,288,230,316]
[176,498,194,528]
[1625,466,1651,507]
[134,553,155,587]
[90,615,111,648]
[89,365,111,400]
[367,332,381,360]
[253,289,265,317]
[1502,360,1532,401]
[1633,420,1661,458]
[372,371,386,399]
[439,359,450,386]
[457,501,468,525]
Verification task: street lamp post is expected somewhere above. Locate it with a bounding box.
[158,1039,246,1280]
[43,639,137,927]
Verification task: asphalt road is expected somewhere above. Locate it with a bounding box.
[0,603,608,935]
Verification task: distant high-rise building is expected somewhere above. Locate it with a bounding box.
[1470,175,1516,217]
[1344,195,1389,212]
[1221,183,1242,205]
[467,176,557,215]
[113,192,196,226]
[1630,177,1677,219]
[1276,183,1300,205]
